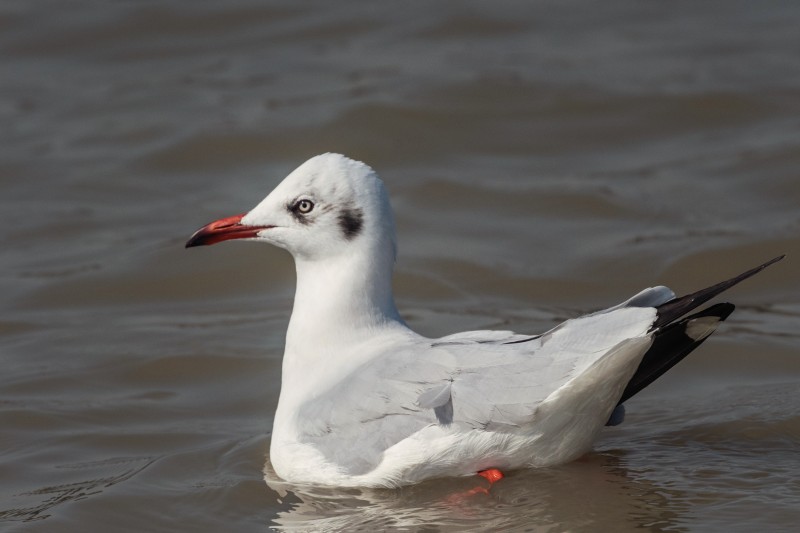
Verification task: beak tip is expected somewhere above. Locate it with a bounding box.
[184,230,207,249]
[184,212,260,249]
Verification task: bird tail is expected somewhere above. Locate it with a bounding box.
[616,255,784,408]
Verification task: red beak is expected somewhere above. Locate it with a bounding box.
[185,213,272,248]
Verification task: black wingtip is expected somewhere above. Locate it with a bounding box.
[618,302,735,405]
[653,254,785,330]
[613,255,784,410]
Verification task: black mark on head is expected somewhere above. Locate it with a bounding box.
[338,208,363,240]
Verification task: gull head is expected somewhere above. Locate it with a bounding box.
[186,153,396,262]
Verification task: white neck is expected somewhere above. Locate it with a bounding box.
[276,239,406,413]
[287,251,401,347]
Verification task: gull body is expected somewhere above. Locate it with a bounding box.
[186,153,782,488]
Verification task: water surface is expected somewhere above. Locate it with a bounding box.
[2,1,799,531]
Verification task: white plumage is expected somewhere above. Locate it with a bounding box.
[186,153,781,487]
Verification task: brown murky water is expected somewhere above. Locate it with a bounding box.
[2,1,799,531]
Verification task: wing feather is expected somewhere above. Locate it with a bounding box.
[294,306,656,474]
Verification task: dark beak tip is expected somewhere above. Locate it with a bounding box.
[184,230,206,249]
[184,212,249,250]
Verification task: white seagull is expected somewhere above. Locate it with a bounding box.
[186,153,783,488]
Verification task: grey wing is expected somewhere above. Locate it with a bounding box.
[295,306,656,474]
[294,347,450,475]
[439,307,658,430]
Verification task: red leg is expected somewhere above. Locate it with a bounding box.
[442,468,506,506]
[477,468,504,484]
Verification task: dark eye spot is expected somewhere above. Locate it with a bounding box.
[338,208,363,240]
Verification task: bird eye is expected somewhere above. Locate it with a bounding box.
[295,199,314,214]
